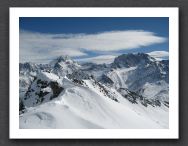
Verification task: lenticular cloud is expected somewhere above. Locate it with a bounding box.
[20,30,166,63]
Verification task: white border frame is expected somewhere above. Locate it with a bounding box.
[9,7,179,139]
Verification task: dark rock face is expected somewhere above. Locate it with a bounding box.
[50,82,64,100]
[158,60,169,82]
[118,88,164,107]
[19,99,25,113]
[100,74,114,85]
[126,65,161,90]
[67,70,90,80]
[24,77,64,106]
[112,53,152,68]
[92,79,119,102]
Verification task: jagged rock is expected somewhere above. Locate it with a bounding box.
[112,53,153,68]
[23,72,63,107]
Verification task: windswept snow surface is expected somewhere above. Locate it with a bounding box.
[20,77,168,129]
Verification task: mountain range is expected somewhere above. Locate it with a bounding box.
[19,53,169,129]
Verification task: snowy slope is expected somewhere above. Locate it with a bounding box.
[106,67,137,89]
[20,75,168,129]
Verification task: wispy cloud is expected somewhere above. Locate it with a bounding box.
[20,30,166,63]
[51,49,87,57]
[147,51,169,60]
[76,55,117,64]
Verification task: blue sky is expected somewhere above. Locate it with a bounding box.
[19,17,169,63]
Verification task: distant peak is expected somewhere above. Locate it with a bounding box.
[112,53,155,68]
[55,55,71,62]
[49,55,73,66]
[114,53,151,61]
[19,62,38,71]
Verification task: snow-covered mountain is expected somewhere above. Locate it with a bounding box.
[81,53,169,106]
[50,55,80,77]
[19,53,169,129]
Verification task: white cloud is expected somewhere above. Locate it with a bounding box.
[20,30,166,63]
[76,55,117,64]
[51,49,87,57]
[147,51,169,60]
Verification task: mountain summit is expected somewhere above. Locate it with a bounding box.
[112,53,155,68]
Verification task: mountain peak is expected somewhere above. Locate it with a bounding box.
[55,55,71,63]
[112,53,155,68]
[19,62,38,72]
[49,55,74,67]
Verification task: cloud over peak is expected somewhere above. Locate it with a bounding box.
[147,51,169,60]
